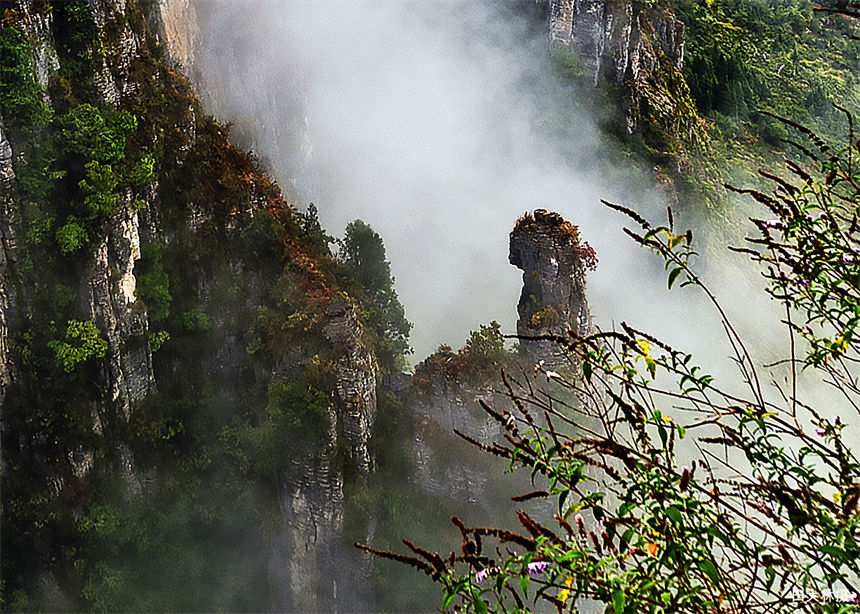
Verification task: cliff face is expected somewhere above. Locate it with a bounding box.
[509,209,590,368]
[0,0,382,609]
[544,0,694,139]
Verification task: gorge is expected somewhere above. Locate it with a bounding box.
[1,0,857,612]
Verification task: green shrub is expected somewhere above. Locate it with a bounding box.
[134,243,171,322]
[57,104,136,164]
[78,160,121,218]
[550,44,586,83]
[464,320,507,371]
[0,26,53,130]
[55,218,88,254]
[266,377,330,442]
[528,304,561,329]
[179,306,211,333]
[48,319,107,373]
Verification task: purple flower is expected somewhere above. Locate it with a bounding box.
[765,219,781,228]
[842,253,855,263]
[526,561,549,576]
[800,278,810,289]
[803,324,813,334]
[815,427,826,437]
[475,569,491,583]
[835,416,842,426]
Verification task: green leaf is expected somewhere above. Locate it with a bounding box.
[764,566,776,591]
[559,489,569,515]
[665,506,683,525]
[611,588,625,613]
[582,358,593,382]
[645,356,657,378]
[442,591,456,610]
[821,545,849,561]
[520,574,529,596]
[668,266,682,289]
[697,558,721,586]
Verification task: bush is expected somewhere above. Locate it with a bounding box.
[48,319,107,373]
[57,103,136,164]
[0,26,53,130]
[134,244,172,322]
[550,44,586,83]
[465,320,507,371]
[55,218,88,254]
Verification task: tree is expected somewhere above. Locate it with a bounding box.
[341,219,412,362]
[357,113,860,612]
[342,220,394,295]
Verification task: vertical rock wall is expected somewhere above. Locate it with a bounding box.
[509,209,590,368]
[545,0,687,134]
[0,118,17,408]
[1,0,382,609]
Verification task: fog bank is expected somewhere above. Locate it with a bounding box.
[190,0,757,372]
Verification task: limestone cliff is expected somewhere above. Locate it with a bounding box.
[542,0,695,140]
[0,0,384,609]
[509,209,591,368]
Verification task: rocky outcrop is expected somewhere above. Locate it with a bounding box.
[1,0,383,609]
[323,300,378,475]
[268,301,378,612]
[153,0,199,70]
[0,117,17,408]
[268,407,345,613]
[406,382,506,505]
[509,209,590,368]
[544,0,689,135]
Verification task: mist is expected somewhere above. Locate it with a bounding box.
[187,0,851,430]
[181,2,854,609]
[190,0,747,365]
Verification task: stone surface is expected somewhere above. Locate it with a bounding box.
[154,0,199,70]
[323,300,378,475]
[545,0,686,134]
[509,209,590,368]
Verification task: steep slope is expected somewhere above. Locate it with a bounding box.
[539,0,857,225]
[0,0,398,610]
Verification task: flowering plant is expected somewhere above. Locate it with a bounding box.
[358,114,860,613]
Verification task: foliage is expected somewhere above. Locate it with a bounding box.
[51,0,102,103]
[341,219,412,364]
[57,103,136,163]
[298,202,334,251]
[55,217,88,254]
[413,321,514,390]
[134,243,172,322]
[529,304,561,329]
[360,116,860,612]
[550,43,586,83]
[341,219,394,295]
[465,320,508,372]
[671,0,857,133]
[0,25,52,130]
[220,368,332,485]
[48,319,107,373]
